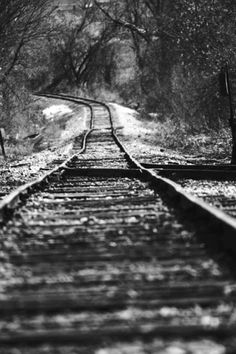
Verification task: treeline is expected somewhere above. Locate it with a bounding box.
[90,0,235,130]
[0,0,55,133]
[0,0,235,136]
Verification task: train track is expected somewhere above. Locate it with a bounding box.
[0,94,236,352]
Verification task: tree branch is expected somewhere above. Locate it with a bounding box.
[94,0,150,42]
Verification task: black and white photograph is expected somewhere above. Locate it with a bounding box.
[0,0,235,353]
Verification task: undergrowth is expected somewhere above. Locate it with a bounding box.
[144,113,232,159]
[2,140,34,160]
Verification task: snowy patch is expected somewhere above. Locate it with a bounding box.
[43,105,72,121]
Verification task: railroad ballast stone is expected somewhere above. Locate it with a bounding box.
[0,175,236,351]
[0,96,235,352]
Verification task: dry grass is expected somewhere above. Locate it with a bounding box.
[152,115,231,159]
[110,102,232,161]
[2,95,87,160]
[3,140,34,160]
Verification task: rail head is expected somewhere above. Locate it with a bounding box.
[35,93,236,238]
[0,129,92,224]
[37,93,114,130]
[0,93,103,223]
[112,128,236,253]
[7,92,236,254]
[35,93,94,130]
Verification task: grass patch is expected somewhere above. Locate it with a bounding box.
[152,115,231,159]
[111,102,232,161]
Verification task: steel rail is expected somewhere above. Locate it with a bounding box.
[141,163,236,170]
[0,93,235,350]
[145,168,236,180]
[39,92,114,128]
[113,128,236,252]
[141,163,236,179]
[0,92,119,222]
[59,94,236,252]
[1,93,236,253]
[35,93,94,130]
[0,99,95,223]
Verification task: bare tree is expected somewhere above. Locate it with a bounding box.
[0,0,54,83]
[45,0,118,90]
[0,0,55,131]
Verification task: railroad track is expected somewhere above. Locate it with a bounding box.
[0,93,236,353]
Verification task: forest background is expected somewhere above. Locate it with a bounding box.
[0,0,235,156]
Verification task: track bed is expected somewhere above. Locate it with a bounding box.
[0,94,236,353]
